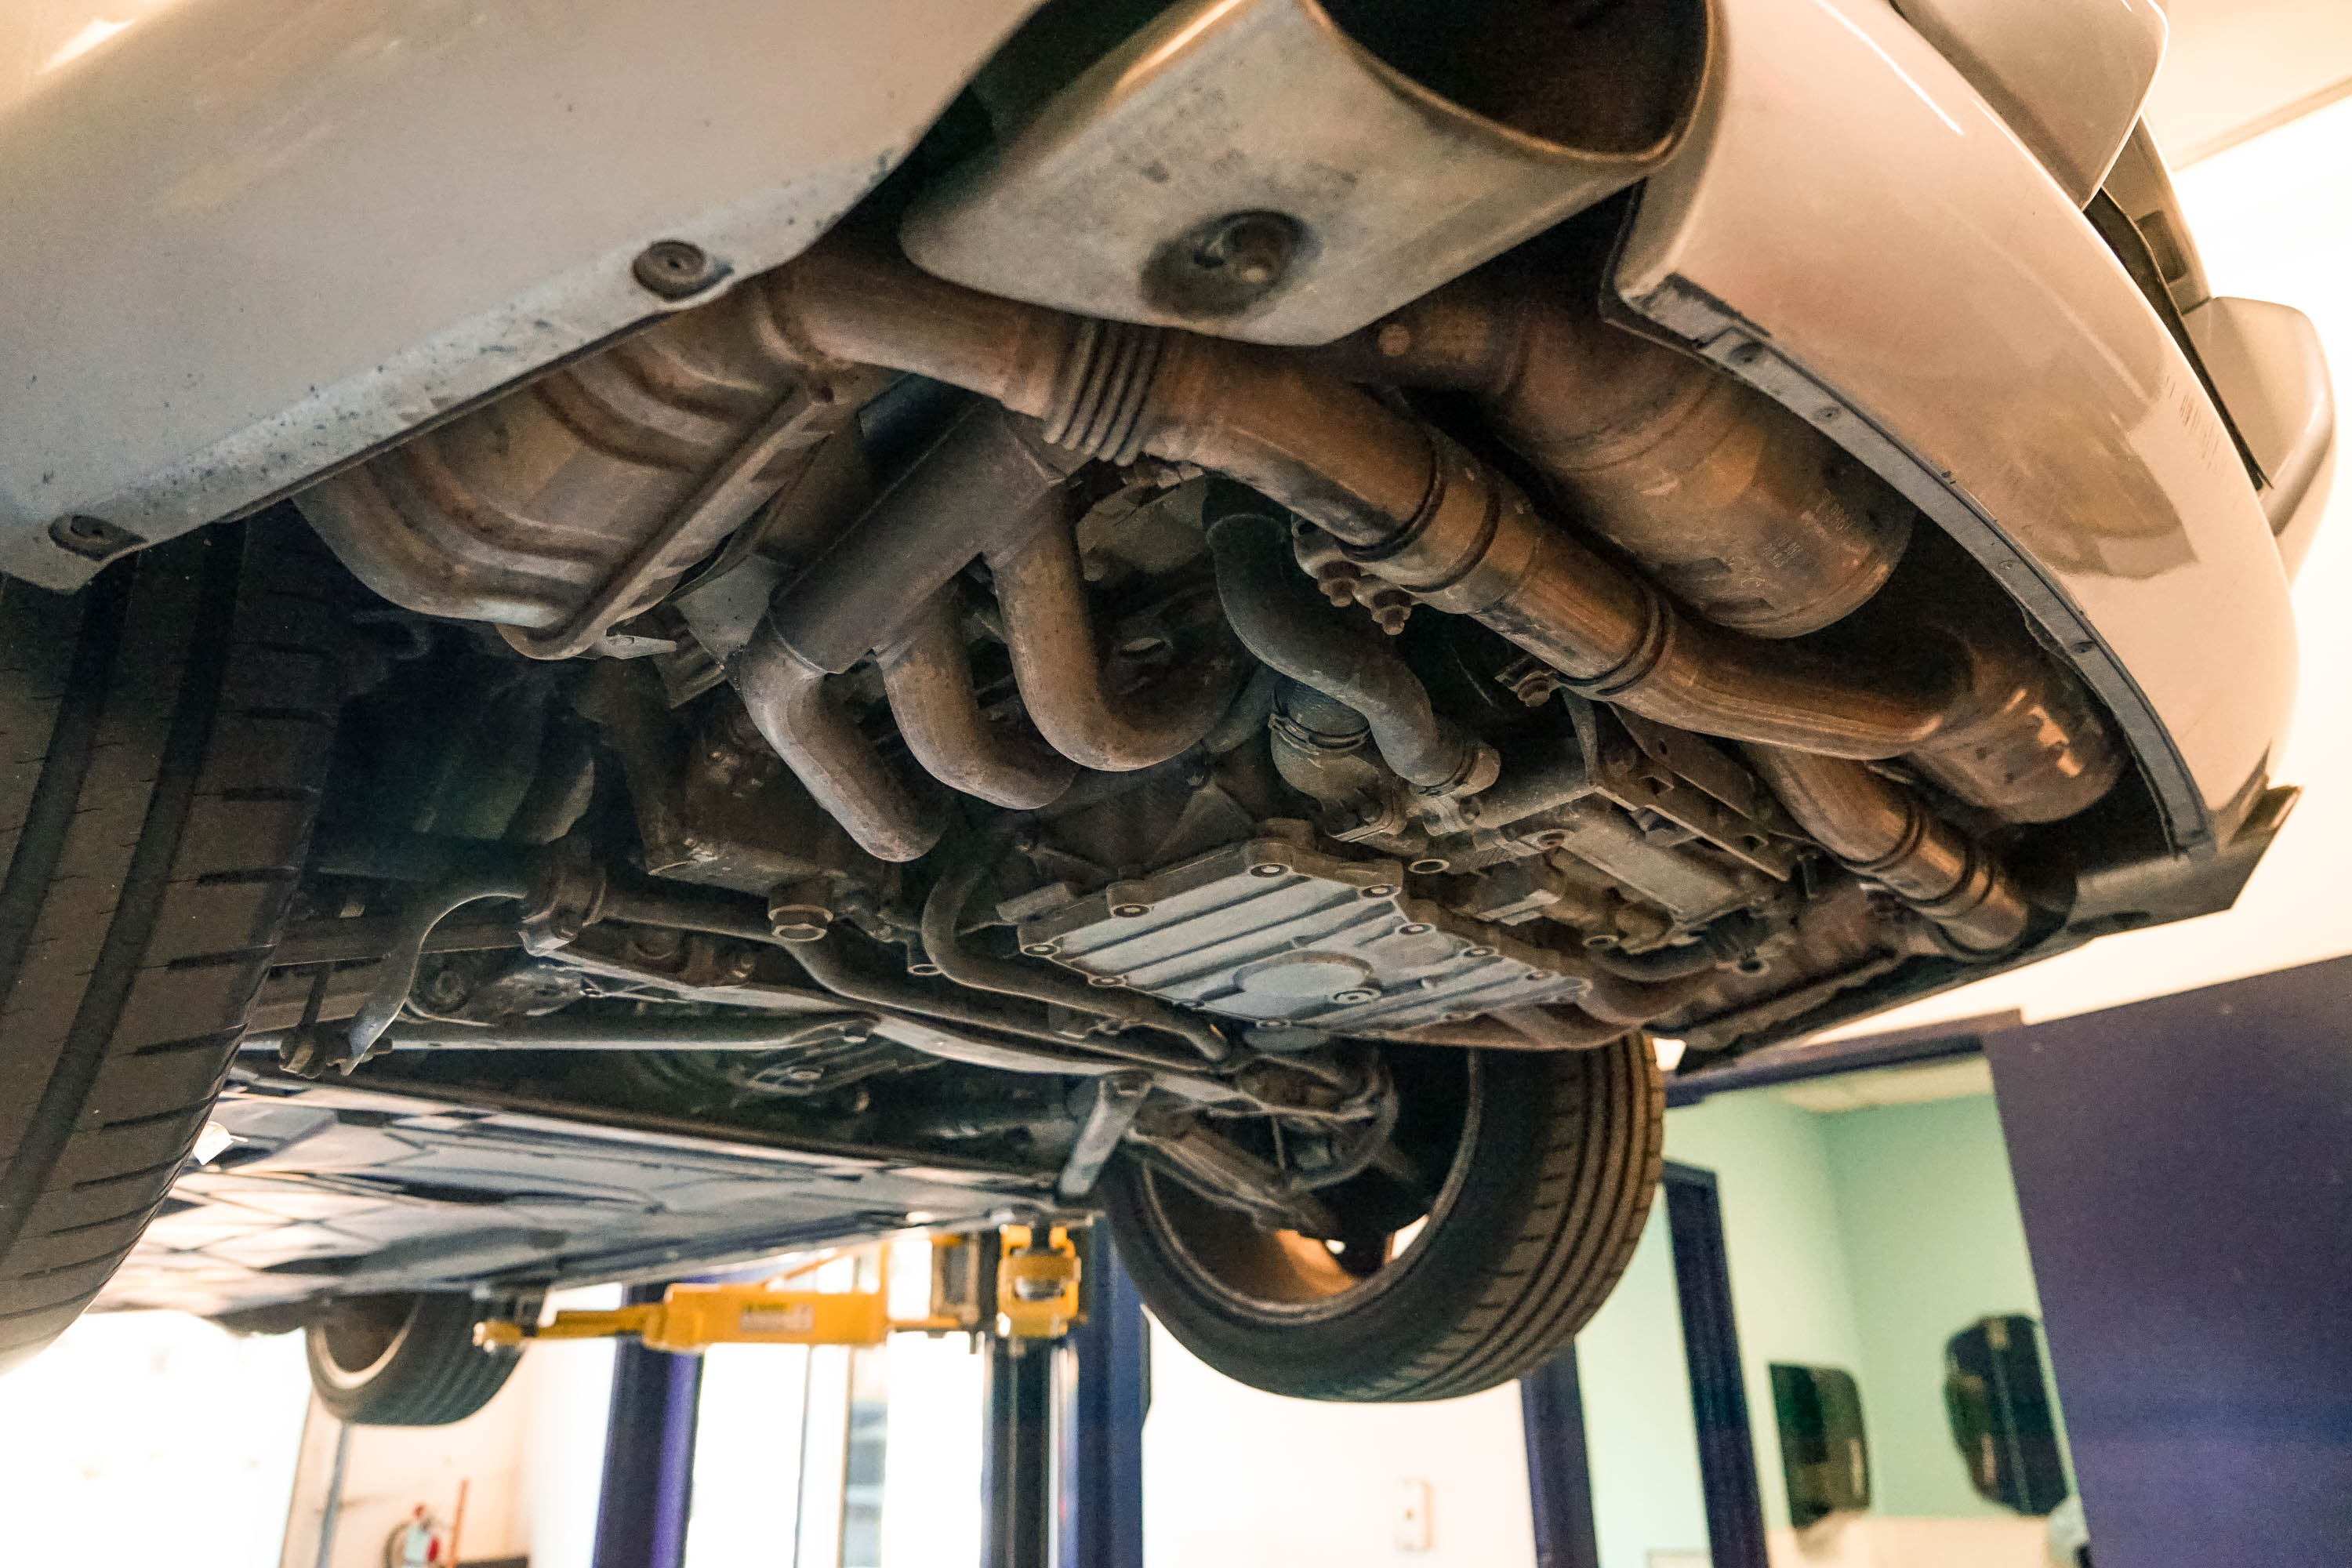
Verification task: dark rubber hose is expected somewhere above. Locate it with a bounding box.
[1204,494,1483,792]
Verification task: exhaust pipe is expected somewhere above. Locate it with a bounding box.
[1323,269,1913,640]
[760,242,2112,809]
[1744,746,2031,956]
[1205,496,1495,794]
[1325,273,2122,825]
[878,589,1076,811]
[757,238,2053,949]
[764,241,1964,758]
[987,516,1253,774]
[730,396,1250,859]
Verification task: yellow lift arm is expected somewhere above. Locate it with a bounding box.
[476,1226,1082,1354]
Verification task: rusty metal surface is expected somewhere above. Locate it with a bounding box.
[901,0,1704,344]
[296,289,880,652]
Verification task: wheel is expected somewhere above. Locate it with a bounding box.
[1103,1033,1663,1402]
[306,1293,524,1426]
[0,515,342,1374]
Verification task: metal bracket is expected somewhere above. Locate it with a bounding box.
[1586,707,1800,881]
[1057,1074,1153,1200]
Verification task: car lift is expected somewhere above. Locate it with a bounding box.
[497,1224,1142,1568]
[477,1227,1085,1354]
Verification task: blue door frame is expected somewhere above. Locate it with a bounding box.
[1520,1162,1770,1568]
[1984,953,2352,1565]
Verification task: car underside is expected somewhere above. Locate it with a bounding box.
[2,0,2319,1402]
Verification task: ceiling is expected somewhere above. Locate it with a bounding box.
[2146,0,2352,163]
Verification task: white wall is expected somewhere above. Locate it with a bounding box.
[269,1283,618,1568]
[1142,1316,1538,1566]
[0,1310,310,1568]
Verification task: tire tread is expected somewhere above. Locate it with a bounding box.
[0,518,340,1375]
[1111,1035,1664,1403]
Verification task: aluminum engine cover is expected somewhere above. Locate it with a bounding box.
[1010,837,1593,1037]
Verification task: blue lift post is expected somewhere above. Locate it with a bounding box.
[1663,1161,1769,1568]
[586,1240,1147,1568]
[981,1336,1056,1568]
[1062,1236,1149,1568]
[1519,1345,1602,1568]
[592,1283,705,1568]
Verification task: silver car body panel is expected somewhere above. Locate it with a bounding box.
[1891,0,2166,204]
[100,1071,1039,1319]
[0,0,1041,589]
[1616,0,2300,853]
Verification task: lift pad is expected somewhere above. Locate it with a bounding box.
[475,1226,1083,1352]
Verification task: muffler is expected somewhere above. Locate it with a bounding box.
[901,0,1710,346]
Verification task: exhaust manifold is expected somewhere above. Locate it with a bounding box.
[746,238,2111,951]
[729,400,1251,861]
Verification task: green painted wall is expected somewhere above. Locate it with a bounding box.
[1821,1093,2048,1519]
[1577,1203,1708,1568]
[1577,1085,2053,1564]
[1666,1091,1875,1534]
[1581,1089,1875,1563]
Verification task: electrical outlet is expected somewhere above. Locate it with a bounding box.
[1394,1478,1432,1552]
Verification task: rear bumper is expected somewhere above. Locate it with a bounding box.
[1615,0,2302,855]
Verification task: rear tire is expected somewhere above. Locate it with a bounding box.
[306,1292,523,1426]
[1105,1034,1663,1402]
[0,515,342,1374]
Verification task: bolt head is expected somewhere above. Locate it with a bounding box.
[49,514,142,561]
[1146,210,1305,318]
[633,240,724,299]
[1111,902,1151,919]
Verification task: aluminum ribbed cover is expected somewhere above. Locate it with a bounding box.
[1010,837,1593,1036]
